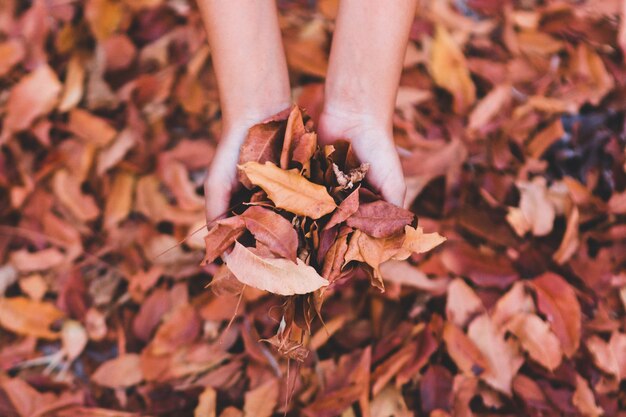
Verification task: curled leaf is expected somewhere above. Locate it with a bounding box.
[239,161,336,219]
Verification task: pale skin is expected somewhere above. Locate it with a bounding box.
[197,0,417,222]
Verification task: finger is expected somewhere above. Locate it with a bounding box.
[380,175,406,207]
[205,177,233,225]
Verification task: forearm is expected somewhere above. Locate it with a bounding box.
[196,0,291,129]
[324,0,417,126]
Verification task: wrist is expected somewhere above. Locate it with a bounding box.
[221,99,292,136]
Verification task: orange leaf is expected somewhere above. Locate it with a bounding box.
[239,161,336,219]
[430,25,475,114]
[0,297,64,339]
[530,272,581,357]
[1,65,61,142]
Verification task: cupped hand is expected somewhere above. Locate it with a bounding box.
[317,109,406,207]
[204,124,251,224]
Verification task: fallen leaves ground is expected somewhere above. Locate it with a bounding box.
[1,0,626,416]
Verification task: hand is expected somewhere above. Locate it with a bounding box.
[317,108,406,207]
[204,126,245,224]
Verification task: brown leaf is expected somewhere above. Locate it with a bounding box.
[572,374,603,417]
[446,278,483,327]
[491,282,535,329]
[238,110,289,188]
[321,230,350,284]
[97,129,137,175]
[506,313,562,371]
[0,297,64,339]
[1,65,61,142]
[380,260,449,294]
[58,54,85,112]
[585,332,626,379]
[201,216,246,265]
[209,264,244,296]
[0,39,25,77]
[325,187,360,230]
[526,118,565,159]
[401,225,446,255]
[132,288,171,342]
[443,322,489,377]
[468,84,511,132]
[9,248,65,272]
[53,169,100,221]
[291,132,318,171]
[151,304,201,355]
[280,105,306,169]
[345,200,414,238]
[195,387,217,417]
[85,0,125,41]
[429,25,475,113]
[344,230,406,290]
[224,242,328,295]
[103,171,134,230]
[68,108,118,147]
[530,272,581,357]
[239,161,336,219]
[507,177,555,237]
[241,206,298,262]
[91,353,143,388]
[243,378,279,417]
[467,314,523,395]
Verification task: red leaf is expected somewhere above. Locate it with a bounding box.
[345,200,414,238]
[201,216,246,265]
[241,206,298,262]
[530,272,581,357]
[325,187,360,230]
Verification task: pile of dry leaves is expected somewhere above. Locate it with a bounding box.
[1,0,626,416]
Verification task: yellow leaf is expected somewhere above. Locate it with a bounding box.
[0,297,64,339]
[402,226,446,254]
[430,25,475,114]
[238,161,336,219]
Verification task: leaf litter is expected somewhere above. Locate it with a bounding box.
[1,0,626,416]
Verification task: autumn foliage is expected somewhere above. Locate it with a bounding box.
[1,0,626,416]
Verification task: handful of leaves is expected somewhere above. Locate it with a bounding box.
[202,106,445,349]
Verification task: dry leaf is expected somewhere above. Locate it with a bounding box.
[468,84,511,132]
[201,216,246,265]
[0,297,64,339]
[91,353,143,388]
[572,374,603,417]
[239,161,336,219]
[530,272,581,357]
[241,206,298,262]
[345,200,414,238]
[195,387,217,417]
[53,169,100,222]
[380,260,449,294]
[401,226,446,255]
[446,278,483,328]
[325,187,360,230]
[243,379,279,417]
[506,313,562,371]
[1,65,61,142]
[443,322,489,377]
[224,242,329,295]
[429,25,475,113]
[467,314,523,395]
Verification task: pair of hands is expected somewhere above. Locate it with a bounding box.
[204,108,406,223]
